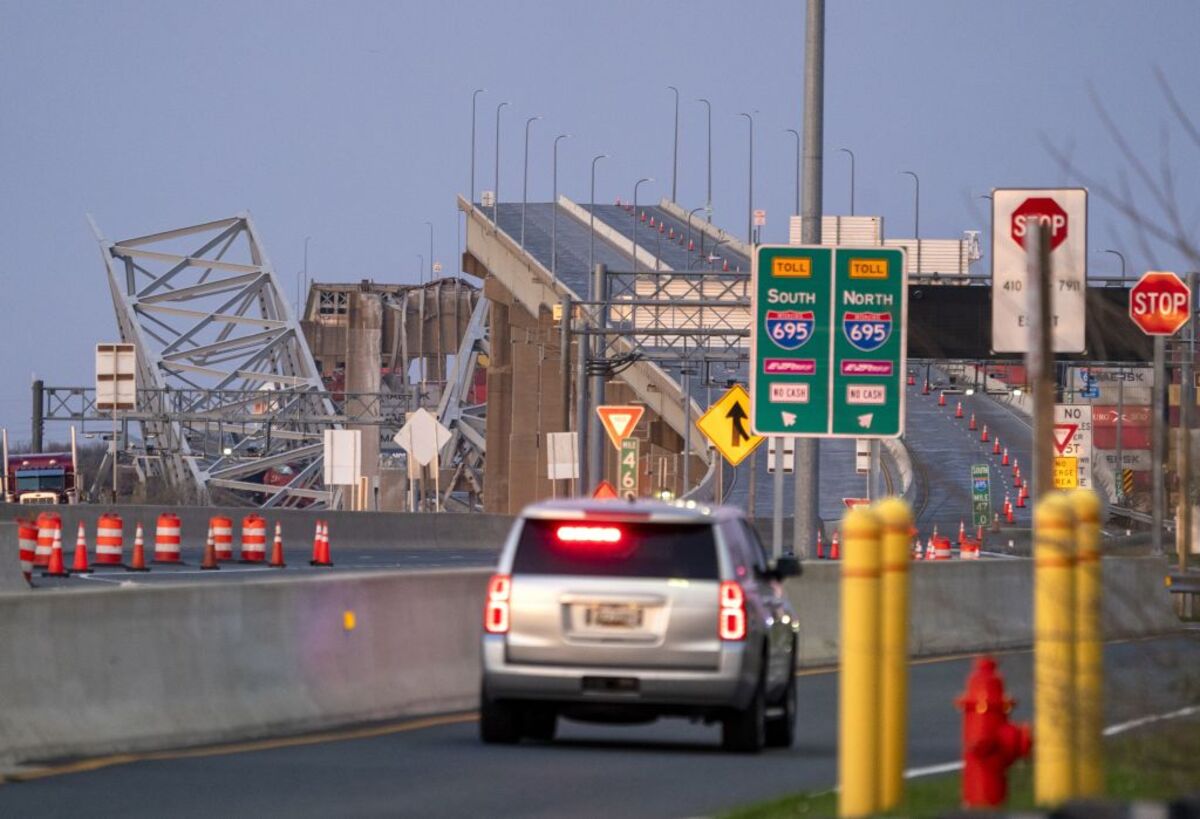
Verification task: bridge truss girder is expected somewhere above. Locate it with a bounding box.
[91,213,338,508]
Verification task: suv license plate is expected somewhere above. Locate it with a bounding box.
[588,604,643,628]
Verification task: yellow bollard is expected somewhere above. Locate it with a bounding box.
[875,497,912,811]
[1033,492,1077,806]
[1070,489,1104,797]
[838,506,882,818]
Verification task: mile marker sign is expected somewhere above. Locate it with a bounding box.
[1130,271,1190,336]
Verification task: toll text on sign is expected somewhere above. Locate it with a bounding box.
[849,258,889,279]
[772,257,811,278]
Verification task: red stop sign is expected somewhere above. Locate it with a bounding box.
[1130,271,1191,336]
[1011,197,1069,251]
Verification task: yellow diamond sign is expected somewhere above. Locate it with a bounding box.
[696,384,765,467]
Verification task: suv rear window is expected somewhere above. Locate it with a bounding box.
[511,519,718,579]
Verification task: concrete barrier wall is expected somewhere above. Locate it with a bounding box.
[786,555,1179,667]
[0,523,29,592]
[0,503,515,554]
[0,550,1179,767]
[0,567,491,768]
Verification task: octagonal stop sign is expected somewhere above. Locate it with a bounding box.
[1130,271,1191,336]
[1011,197,1069,251]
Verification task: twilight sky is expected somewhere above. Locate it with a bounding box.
[1,0,1197,441]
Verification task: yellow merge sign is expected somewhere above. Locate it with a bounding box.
[696,384,765,467]
[1053,456,1079,489]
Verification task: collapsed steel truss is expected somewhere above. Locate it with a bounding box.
[91,213,337,507]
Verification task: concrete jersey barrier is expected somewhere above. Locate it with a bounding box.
[0,553,1180,769]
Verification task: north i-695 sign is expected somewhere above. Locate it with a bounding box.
[750,245,907,438]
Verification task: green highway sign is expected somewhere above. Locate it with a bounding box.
[971,464,992,528]
[750,245,907,438]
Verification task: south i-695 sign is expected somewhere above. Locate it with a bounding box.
[750,245,907,438]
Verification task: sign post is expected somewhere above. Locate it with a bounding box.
[750,245,907,438]
[991,188,1088,353]
[95,343,136,503]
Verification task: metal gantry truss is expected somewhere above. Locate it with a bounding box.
[90,213,338,507]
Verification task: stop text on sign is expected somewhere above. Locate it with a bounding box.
[1011,197,1069,251]
[1129,270,1191,336]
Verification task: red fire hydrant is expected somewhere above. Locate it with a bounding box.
[955,656,1032,807]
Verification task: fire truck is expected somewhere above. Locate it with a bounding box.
[4,452,78,504]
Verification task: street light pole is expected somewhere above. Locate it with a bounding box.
[686,205,705,267]
[552,133,571,279]
[301,235,310,315]
[901,170,921,274]
[493,101,509,222]
[416,253,424,286]
[739,112,755,244]
[697,98,712,221]
[1101,248,1127,284]
[633,177,654,274]
[424,220,433,282]
[469,88,485,203]
[668,86,680,202]
[589,154,608,278]
[786,129,801,216]
[521,115,542,248]
[839,147,856,216]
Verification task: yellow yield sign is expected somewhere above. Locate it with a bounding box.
[696,384,764,466]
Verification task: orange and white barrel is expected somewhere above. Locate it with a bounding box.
[95,513,125,565]
[18,519,38,580]
[934,535,953,561]
[961,539,981,560]
[240,514,267,562]
[153,512,182,563]
[35,512,61,567]
[210,515,234,561]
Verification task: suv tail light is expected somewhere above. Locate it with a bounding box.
[484,573,511,634]
[718,580,746,641]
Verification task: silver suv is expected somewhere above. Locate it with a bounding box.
[480,499,801,752]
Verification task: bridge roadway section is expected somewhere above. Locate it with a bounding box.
[1,634,1194,818]
[490,202,1008,538]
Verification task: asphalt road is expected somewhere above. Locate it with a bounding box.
[3,634,1195,818]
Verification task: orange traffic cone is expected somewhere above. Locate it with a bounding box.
[268,522,286,568]
[1013,466,1021,488]
[71,521,92,574]
[1016,491,1026,508]
[991,512,1002,533]
[200,526,220,570]
[938,392,946,407]
[922,380,931,395]
[829,531,840,560]
[976,525,985,544]
[1001,448,1010,466]
[815,529,825,559]
[649,216,655,227]
[925,537,936,560]
[955,401,964,419]
[958,520,966,545]
[42,528,69,578]
[127,522,150,572]
[310,521,334,567]
[1020,480,1029,500]
[980,424,988,442]
[1004,496,1014,524]
[969,413,977,431]
[993,438,1001,455]
[907,372,916,386]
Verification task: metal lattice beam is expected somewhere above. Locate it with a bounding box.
[90,213,337,507]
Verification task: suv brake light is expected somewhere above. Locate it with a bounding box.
[719,580,746,641]
[484,573,511,634]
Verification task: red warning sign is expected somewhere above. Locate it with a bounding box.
[596,405,645,449]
